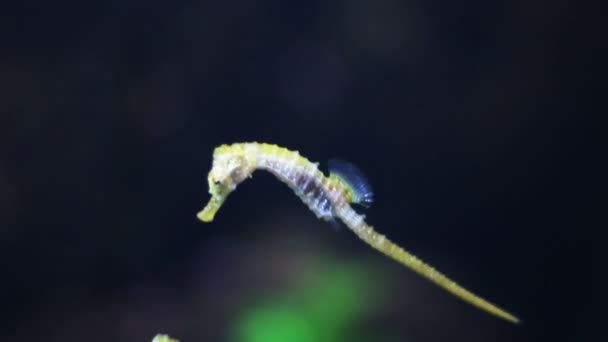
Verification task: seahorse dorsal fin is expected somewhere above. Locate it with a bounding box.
[328,159,374,207]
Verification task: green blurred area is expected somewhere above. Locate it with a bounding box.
[151,334,179,342]
[233,261,385,342]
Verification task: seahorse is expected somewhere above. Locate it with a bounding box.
[197,142,520,324]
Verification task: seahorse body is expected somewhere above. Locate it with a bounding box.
[198,142,520,324]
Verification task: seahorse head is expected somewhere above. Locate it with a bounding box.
[197,143,256,222]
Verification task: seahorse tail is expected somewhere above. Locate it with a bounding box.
[335,203,519,324]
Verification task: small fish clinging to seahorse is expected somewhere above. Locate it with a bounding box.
[197,142,520,324]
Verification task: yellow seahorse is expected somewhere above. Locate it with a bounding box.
[197,142,520,324]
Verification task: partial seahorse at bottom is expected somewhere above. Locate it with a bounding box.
[197,142,520,324]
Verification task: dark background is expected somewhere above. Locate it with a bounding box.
[0,0,601,341]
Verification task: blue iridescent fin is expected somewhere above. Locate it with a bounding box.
[328,159,374,207]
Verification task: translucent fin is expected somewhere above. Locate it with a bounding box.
[329,217,343,232]
[328,159,374,207]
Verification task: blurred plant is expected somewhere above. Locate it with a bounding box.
[232,261,376,342]
[151,334,178,342]
[150,261,379,342]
